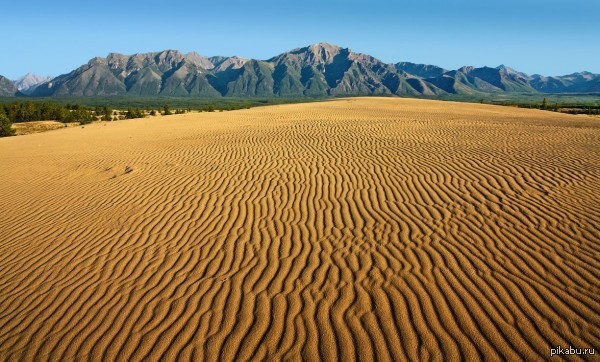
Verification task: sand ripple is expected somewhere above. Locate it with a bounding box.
[0,98,598,361]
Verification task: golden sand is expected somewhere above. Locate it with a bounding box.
[0,98,598,361]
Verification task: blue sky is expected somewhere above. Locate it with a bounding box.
[1,0,598,79]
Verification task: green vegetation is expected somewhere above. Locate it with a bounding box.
[493,99,600,115]
[432,93,600,115]
[0,113,15,137]
[0,96,322,111]
[125,108,144,119]
[0,101,95,124]
[100,106,112,121]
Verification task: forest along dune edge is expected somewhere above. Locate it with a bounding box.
[0,97,598,361]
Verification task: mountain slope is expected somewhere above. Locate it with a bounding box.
[33,57,127,96]
[25,43,600,98]
[33,50,222,97]
[530,72,600,93]
[0,76,18,96]
[395,62,447,78]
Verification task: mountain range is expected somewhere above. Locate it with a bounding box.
[1,43,599,98]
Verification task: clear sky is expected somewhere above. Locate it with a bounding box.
[1,0,598,79]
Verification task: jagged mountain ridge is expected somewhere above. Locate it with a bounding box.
[530,71,600,93]
[13,73,52,95]
[0,43,598,97]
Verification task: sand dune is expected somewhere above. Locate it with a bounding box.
[0,97,598,361]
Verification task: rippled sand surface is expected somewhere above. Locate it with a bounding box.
[1,98,598,361]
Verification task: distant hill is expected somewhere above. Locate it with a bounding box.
[530,72,600,93]
[1,43,597,98]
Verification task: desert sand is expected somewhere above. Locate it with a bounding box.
[0,98,598,361]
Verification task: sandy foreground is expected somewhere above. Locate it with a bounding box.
[0,97,598,361]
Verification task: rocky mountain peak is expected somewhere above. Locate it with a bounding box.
[185,52,215,70]
[305,42,344,64]
[13,73,51,93]
[458,66,475,74]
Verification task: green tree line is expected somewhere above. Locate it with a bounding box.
[0,102,151,137]
[1,101,96,124]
